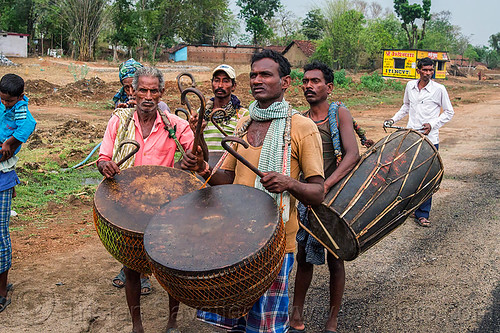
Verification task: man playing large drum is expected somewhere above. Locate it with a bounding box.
[98,66,193,333]
[289,62,360,333]
[182,49,325,333]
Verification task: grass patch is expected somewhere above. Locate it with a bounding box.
[76,100,113,111]
[345,92,401,108]
[9,226,25,233]
[13,167,101,210]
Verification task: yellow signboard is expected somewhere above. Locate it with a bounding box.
[382,49,448,79]
[383,50,417,79]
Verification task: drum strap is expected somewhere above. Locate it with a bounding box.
[112,108,137,169]
[157,108,187,160]
[328,101,343,166]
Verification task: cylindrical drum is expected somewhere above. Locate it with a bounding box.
[93,166,203,274]
[307,129,443,261]
[144,184,285,318]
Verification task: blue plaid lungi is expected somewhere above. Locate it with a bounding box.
[0,187,14,274]
[296,202,326,265]
[197,253,294,333]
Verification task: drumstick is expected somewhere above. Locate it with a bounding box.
[221,136,265,178]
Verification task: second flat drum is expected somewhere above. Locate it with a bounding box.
[144,184,286,318]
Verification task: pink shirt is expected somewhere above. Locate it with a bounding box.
[99,110,194,167]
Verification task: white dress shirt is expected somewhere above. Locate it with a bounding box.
[392,79,454,145]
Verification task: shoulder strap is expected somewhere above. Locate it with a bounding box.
[328,101,344,165]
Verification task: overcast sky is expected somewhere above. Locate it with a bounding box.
[230,0,498,47]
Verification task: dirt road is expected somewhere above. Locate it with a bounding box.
[0,60,498,332]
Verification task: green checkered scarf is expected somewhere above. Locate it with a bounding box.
[248,99,295,223]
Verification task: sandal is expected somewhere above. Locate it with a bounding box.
[416,217,431,227]
[112,267,126,288]
[166,328,181,333]
[140,277,152,295]
[0,295,11,313]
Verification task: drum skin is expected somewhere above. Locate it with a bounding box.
[144,184,285,318]
[308,129,443,261]
[93,166,203,274]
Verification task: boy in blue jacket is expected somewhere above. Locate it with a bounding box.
[0,73,37,312]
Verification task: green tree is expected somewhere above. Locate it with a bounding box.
[214,9,241,45]
[420,11,470,54]
[319,0,365,70]
[0,0,37,53]
[236,0,281,45]
[34,0,66,53]
[489,32,500,53]
[108,0,142,61]
[360,16,400,69]
[393,0,431,48]
[266,6,301,45]
[139,0,183,62]
[60,0,108,61]
[484,50,500,68]
[301,9,326,40]
[177,0,228,44]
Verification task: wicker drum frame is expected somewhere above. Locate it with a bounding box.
[152,219,285,318]
[145,185,286,318]
[305,129,443,261]
[93,208,152,274]
[93,166,203,275]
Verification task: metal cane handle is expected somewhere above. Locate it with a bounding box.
[175,107,190,119]
[209,108,229,137]
[176,72,196,93]
[116,140,140,167]
[181,87,206,154]
[221,136,265,178]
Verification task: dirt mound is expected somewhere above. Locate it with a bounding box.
[54,77,116,102]
[25,79,59,94]
[33,119,106,147]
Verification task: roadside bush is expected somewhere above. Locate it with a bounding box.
[333,69,353,89]
[360,72,404,92]
[290,69,304,86]
[385,78,405,91]
[360,72,385,92]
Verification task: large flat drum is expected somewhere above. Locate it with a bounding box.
[144,184,286,318]
[93,166,203,274]
[307,129,443,260]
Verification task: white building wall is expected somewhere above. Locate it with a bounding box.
[0,34,28,57]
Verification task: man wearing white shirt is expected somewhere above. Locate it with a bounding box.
[385,57,454,227]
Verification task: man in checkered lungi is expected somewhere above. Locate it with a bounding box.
[182,49,325,333]
[0,74,37,312]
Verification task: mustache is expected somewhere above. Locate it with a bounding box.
[304,89,316,95]
[215,88,227,94]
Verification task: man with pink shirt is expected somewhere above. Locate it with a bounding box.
[98,66,192,333]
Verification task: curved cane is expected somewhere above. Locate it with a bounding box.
[174,107,190,120]
[209,107,230,137]
[177,72,196,112]
[181,87,206,155]
[221,136,265,178]
[176,72,196,93]
[116,139,140,167]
